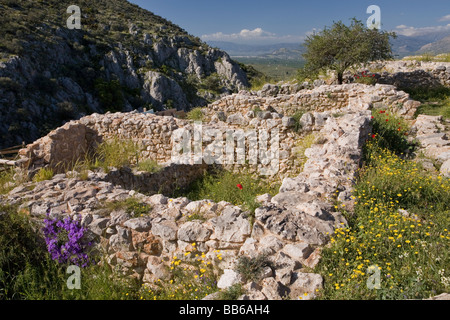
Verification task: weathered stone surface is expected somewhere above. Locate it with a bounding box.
[282,243,313,261]
[123,218,152,232]
[151,220,178,241]
[178,221,212,242]
[289,272,323,300]
[217,269,242,289]
[440,159,450,177]
[261,278,286,300]
[212,207,251,243]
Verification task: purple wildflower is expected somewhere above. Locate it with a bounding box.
[42,211,93,267]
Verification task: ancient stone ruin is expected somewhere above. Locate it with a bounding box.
[2,63,450,300]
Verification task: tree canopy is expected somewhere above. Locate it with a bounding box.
[300,18,396,84]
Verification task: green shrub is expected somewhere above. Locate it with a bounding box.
[291,111,305,132]
[186,107,204,121]
[234,254,272,282]
[201,73,222,94]
[0,168,16,194]
[218,284,244,300]
[94,79,125,112]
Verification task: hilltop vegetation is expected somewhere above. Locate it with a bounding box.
[0,0,248,148]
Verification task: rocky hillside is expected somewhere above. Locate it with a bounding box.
[0,0,249,148]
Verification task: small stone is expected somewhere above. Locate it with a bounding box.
[217,269,242,289]
[123,218,151,232]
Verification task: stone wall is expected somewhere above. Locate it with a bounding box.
[352,60,450,89]
[205,84,419,120]
[18,83,421,180]
[4,106,374,300]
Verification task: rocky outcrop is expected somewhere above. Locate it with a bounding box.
[0,0,249,149]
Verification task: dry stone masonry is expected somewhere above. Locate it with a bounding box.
[5,77,450,300]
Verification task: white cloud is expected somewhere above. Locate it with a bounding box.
[438,14,450,22]
[201,27,304,44]
[394,24,450,36]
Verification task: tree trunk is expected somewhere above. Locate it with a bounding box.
[337,72,344,85]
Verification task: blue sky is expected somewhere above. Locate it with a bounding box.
[130,0,450,44]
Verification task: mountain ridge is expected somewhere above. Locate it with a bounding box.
[0,0,249,149]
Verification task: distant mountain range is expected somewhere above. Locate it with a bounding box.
[207,32,450,60]
[208,41,305,60]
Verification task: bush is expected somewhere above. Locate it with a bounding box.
[0,168,16,194]
[201,73,222,94]
[234,254,272,282]
[94,79,125,112]
[186,107,204,121]
[291,111,305,132]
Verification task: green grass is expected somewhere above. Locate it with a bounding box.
[403,53,450,63]
[95,138,140,171]
[101,197,152,218]
[0,167,16,194]
[217,283,244,300]
[294,133,317,170]
[32,167,54,183]
[137,159,161,173]
[404,87,450,120]
[179,169,279,219]
[370,109,415,155]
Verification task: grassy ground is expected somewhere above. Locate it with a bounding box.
[404,87,450,120]
[176,168,280,220]
[315,112,450,300]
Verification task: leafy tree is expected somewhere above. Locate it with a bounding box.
[301,18,396,84]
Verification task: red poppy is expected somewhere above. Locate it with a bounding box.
[380,111,386,114]
[371,116,374,119]
[371,134,376,139]
[237,184,243,190]
[386,119,389,122]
